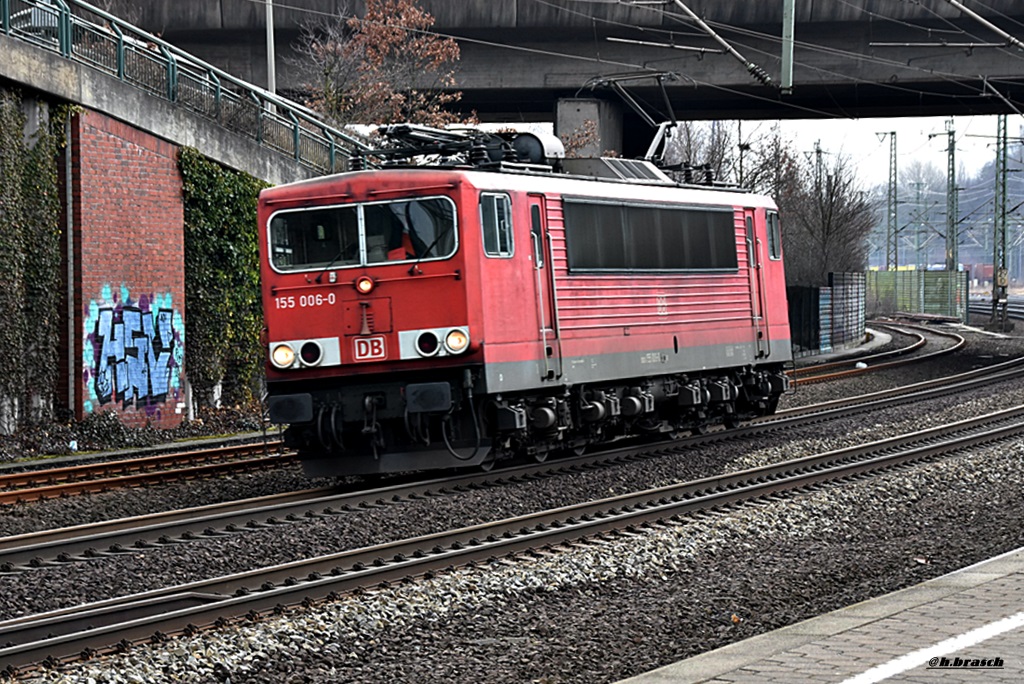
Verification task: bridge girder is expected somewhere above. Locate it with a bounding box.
[133,1,1024,141]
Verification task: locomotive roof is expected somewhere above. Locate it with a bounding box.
[262,164,778,211]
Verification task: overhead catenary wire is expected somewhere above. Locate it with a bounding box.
[972,0,1024,33]
[662,0,774,88]
[611,0,1024,107]
[907,0,1024,68]
[944,0,1024,50]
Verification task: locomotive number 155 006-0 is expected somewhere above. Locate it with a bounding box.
[275,293,337,309]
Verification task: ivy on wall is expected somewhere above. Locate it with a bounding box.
[180,147,269,408]
[0,88,63,426]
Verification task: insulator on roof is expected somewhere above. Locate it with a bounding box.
[703,164,715,185]
[469,143,491,167]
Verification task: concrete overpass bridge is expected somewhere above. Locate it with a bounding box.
[119,0,1024,146]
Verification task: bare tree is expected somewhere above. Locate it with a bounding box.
[738,124,797,197]
[900,158,945,195]
[731,126,874,285]
[782,152,875,286]
[663,121,735,182]
[291,0,469,129]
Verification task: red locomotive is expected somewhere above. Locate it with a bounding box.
[259,126,791,476]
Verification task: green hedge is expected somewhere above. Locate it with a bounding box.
[0,89,62,425]
[180,147,269,408]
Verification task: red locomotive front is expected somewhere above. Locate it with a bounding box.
[260,169,494,474]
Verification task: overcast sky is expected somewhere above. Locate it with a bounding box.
[774,114,1011,189]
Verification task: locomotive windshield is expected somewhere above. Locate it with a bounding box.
[268,196,457,272]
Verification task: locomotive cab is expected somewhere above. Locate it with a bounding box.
[261,174,494,474]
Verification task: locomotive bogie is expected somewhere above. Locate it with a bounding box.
[271,360,788,475]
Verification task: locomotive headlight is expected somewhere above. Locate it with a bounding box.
[271,343,296,368]
[399,327,472,360]
[444,328,470,354]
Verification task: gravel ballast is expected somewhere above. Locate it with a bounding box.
[10,324,1024,683]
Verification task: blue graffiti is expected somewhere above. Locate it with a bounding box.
[91,305,177,408]
[83,285,185,414]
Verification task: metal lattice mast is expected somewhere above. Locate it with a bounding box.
[992,114,1009,327]
[927,120,961,318]
[944,120,960,319]
[883,132,898,271]
[913,181,925,270]
[943,120,958,271]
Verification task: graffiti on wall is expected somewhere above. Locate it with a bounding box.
[83,285,185,414]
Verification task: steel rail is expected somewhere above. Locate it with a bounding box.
[0,454,629,573]
[0,440,283,488]
[790,323,964,385]
[0,449,294,506]
[4,404,1024,674]
[789,324,926,377]
[771,352,1024,420]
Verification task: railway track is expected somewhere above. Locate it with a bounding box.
[3,348,1024,579]
[4,402,1024,675]
[967,298,1024,326]
[788,322,962,384]
[0,440,291,505]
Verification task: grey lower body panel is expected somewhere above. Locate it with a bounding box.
[483,338,793,394]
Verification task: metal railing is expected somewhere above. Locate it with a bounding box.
[1,0,372,174]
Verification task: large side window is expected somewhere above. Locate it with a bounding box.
[481,193,514,257]
[766,211,782,260]
[563,200,737,272]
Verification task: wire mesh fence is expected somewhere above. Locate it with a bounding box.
[867,270,968,321]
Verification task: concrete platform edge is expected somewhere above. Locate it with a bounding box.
[617,545,1024,684]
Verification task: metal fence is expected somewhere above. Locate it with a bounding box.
[1,0,371,174]
[866,270,968,321]
[787,272,867,358]
[829,271,866,348]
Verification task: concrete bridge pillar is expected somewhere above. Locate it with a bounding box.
[555,98,623,157]
[19,95,49,145]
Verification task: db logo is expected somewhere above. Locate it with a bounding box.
[353,336,387,361]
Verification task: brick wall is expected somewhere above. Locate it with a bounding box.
[69,110,186,428]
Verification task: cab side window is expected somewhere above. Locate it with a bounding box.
[766,211,782,260]
[481,193,513,257]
